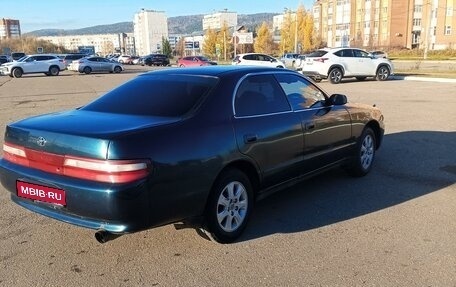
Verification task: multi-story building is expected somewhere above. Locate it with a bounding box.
[312,0,456,50]
[0,18,21,39]
[134,9,168,56]
[38,34,125,55]
[202,11,237,30]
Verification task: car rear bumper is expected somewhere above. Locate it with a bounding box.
[0,159,151,233]
[299,70,326,80]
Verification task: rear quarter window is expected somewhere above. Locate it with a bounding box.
[308,50,328,57]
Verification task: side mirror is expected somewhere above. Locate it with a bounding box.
[329,94,347,105]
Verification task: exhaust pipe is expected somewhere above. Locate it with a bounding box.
[94,230,121,243]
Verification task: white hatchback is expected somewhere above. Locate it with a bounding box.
[232,53,286,68]
[298,48,394,84]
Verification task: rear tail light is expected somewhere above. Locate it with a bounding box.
[314,58,329,63]
[3,143,150,184]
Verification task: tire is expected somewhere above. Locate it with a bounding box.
[312,77,322,83]
[328,67,343,84]
[277,65,284,68]
[356,76,367,81]
[179,64,185,67]
[12,68,23,78]
[203,169,253,243]
[113,66,122,73]
[376,66,390,81]
[346,127,376,177]
[49,66,59,76]
[83,67,92,74]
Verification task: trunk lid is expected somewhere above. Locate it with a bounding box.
[5,110,179,159]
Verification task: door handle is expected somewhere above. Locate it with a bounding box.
[243,134,258,143]
[305,122,315,130]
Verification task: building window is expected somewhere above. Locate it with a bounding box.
[447,7,453,16]
[445,26,452,35]
[414,5,422,13]
[413,18,422,26]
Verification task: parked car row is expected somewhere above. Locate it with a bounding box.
[1,48,392,83]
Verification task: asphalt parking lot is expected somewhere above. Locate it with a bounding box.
[0,67,455,286]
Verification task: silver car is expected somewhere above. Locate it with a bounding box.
[70,56,123,74]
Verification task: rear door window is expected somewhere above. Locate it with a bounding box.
[235,74,291,117]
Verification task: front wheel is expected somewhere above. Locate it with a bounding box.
[346,127,376,177]
[12,68,23,78]
[203,169,253,243]
[113,66,122,73]
[329,67,343,84]
[376,66,390,81]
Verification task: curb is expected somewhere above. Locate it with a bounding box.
[392,75,456,83]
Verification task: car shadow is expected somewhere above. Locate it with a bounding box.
[240,130,456,242]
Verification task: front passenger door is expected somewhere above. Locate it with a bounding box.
[275,73,353,170]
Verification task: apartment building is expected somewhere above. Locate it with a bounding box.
[38,34,125,55]
[133,9,168,56]
[313,0,456,50]
[202,11,238,30]
[0,18,21,39]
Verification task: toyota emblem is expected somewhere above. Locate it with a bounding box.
[37,137,47,147]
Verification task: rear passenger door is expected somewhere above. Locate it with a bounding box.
[233,73,304,189]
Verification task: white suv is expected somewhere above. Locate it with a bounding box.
[0,54,65,78]
[232,53,285,68]
[298,48,394,84]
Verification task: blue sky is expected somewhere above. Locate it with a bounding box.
[3,0,315,33]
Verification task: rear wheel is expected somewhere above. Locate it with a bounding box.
[376,66,390,81]
[328,67,343,84]
[203,169,253,243]
[12,68,23,78]
[83,67,92,74]
[49,66,60,76]
[346,127,376,177]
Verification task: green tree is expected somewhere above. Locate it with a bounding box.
[254,22,275,54]
[161,37,172,58]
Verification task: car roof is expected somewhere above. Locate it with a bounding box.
[140,65,291,77]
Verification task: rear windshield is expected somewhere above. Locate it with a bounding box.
[82,74,218,117]
[307,50,328,57]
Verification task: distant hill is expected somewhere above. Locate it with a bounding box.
[24,13,278,37]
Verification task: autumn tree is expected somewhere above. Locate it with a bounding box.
[254,22,275,54]
[175,37,185,58]
[297,5,315,52]
[216,22,232,61]
[280,11,295,55]
[279,5,316,54]
[0,37,68,54]
[203,27,218,58]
